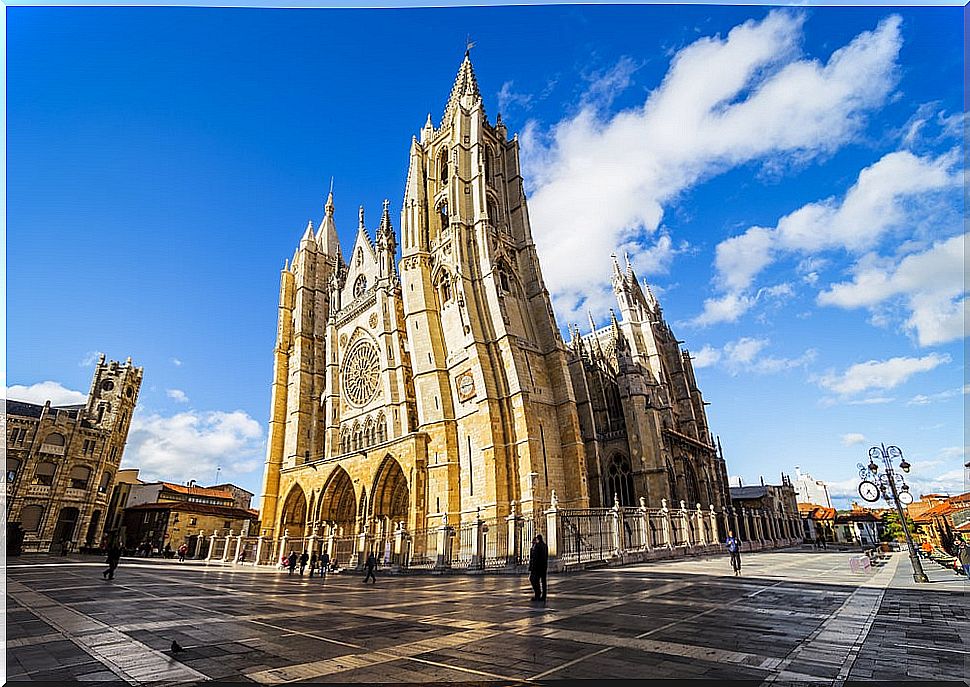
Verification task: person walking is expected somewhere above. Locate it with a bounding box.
[287,550,298,576]
[320,551,331,578]
[363,552,377,584]
[299,550,309,576]
[103,542,122,580]
[309,552,318,577]
[177,544,188,563]
[529,534,548,601]
[955,537,970,578]
[725,531,742,576]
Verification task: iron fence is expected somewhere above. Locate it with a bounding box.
[559,508,613,565]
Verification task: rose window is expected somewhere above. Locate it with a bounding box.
[341,340,381,407]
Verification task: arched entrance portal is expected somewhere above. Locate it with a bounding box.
[280,485,308,538]
[318,467,357,565]
[368,456,410,563]
[52,507,80,550]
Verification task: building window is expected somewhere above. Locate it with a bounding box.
[224,520,231,529]
[99,471,112,493]
[607,454,636,507]
[82,439,96,455]
[189,517,198,526]
[7,458,21,483]
[437,200,449,231]
[439,148,449,184]
[70,466,91,490]
[21,505,45,532]
[43,432,66,447]
[353,275,367,299]
[34,461,56,486]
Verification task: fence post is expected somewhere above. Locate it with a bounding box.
[506,500,520,566]
[435,513,452,570]
[729,507,739,542]
[221,530,233,562]
[611,494,623,555]
[255,535,266,565]
[661,499,672,549]
[471,508,485,569]
[393,521,406,567]
[279,529,289,564]
[235,533,245,563]
[195,530,206,559]
[678,501,689,548]
[206,531,219,562]
[545,491,559,563]
[694,505,705,546]
[326,523,336,560]
[708,505,718,549]
[639,497,651,551]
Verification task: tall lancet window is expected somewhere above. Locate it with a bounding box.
[437,200,449,231]
[439,148,449,184]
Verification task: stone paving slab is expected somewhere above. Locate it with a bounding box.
[6,548,968,684]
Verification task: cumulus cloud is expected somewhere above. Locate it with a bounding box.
[124,409,265,485]
[690,336,815,375]
[841,433,866,446]
[521,11,903,323]
[817,353,950,396]
[907,384,969,406]
[79,351,104,367]
[697,149,960,327]
[7,381,87,406]
[166,389,190,403]
[818,233,967,346]
[171,358,183,367]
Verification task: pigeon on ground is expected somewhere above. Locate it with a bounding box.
[171,640,184,654]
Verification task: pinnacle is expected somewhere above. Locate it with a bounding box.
[443,51,483,120]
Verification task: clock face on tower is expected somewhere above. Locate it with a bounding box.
[456,371,476,402]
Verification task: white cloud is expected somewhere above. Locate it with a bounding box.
[171,358,183,367]
[841,433,866,446]
[817,353,950,396]
[79,351,104,367]
[692,336,814,375]
[700,149,960,328]
[819,233,967,346]
[166,389,189,403]
[497,80,533,113]
[123,409,265,485]
[907,384,969,406]
[521,11,903,323]
[7,381,87,406]
[691,344,721,368]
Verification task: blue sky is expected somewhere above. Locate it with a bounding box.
[7,5,966,509]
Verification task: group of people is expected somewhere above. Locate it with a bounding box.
[283,550,337,577]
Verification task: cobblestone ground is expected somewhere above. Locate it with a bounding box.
[5,548,967,684]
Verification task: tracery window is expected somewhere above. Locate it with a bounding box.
[353,275,368,299]
[341,340,381,407]
[606,454,636,507]
[665,461,678,504]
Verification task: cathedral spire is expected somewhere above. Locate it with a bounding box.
[301,219,315,246]
[317,183,341,258]
[443,51,484,121]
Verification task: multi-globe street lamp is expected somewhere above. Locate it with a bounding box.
[857,443,928,584]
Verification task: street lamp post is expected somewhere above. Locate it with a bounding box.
[857,444,928,584]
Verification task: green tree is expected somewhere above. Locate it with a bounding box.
[880,510,915,542]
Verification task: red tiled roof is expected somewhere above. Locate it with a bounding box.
[159,482,233,499]
[125,501,256,520]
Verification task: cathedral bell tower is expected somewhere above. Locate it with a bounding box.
[399,51,589,518]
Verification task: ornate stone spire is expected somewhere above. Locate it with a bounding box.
[443,51,484,121]
[317,183,341,258]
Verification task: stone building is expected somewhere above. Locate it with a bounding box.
[792,466,832,508]
[258,53,730,557]
[5,356,142,552]
[729,475,801,547]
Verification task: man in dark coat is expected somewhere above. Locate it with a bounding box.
[287,550,298,575]
[363,552,377,584]
[529,535,549,600]
[103,543,122,580]
[299,550,309,575]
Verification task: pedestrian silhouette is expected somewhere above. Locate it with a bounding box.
[309,552,318,577]
[529,535,548,601]
[171,640,184,654]
[363,552,377,583]
[103,543,122,580]
[299,550,309,576]
[287,550,298,575]
[320,551,331,578]
[725,531,742,576]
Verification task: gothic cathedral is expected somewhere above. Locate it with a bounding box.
[259,54,730,552]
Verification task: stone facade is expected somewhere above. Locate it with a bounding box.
[6,356,142,552]
[259,54,730,557]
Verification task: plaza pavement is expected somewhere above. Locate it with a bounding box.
[5,547,967,684]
